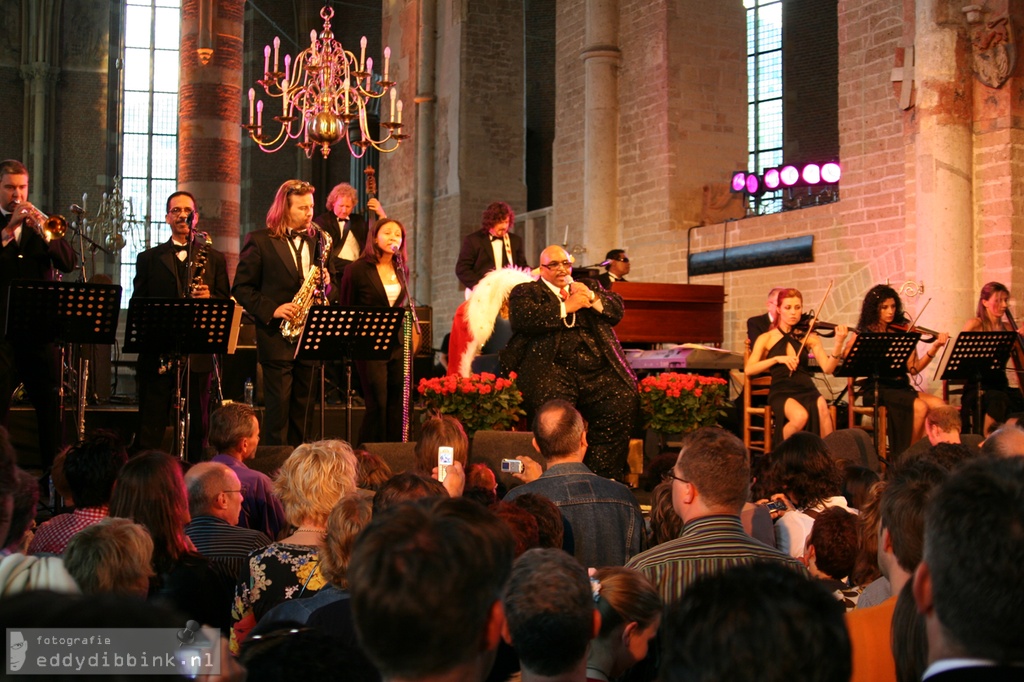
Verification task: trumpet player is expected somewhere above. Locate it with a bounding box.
[233,179,328,446]
[131,191,230,461]
[0,159,74,483]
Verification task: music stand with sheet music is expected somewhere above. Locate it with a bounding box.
[123,298,239,458]
[936,331,1017,435]
[6,280,122,468]
[295,305,405,442]
[835,331,920,462]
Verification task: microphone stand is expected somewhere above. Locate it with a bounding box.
[393,249,420,442]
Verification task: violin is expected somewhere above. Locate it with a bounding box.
[792,312,840,338]
[1002,309,1024,401]
[885,322,939,344]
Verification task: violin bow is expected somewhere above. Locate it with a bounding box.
[791,279,834,375]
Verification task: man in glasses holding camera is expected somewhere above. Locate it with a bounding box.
[501,244,639,480]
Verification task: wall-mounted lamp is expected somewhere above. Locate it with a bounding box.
[197,0,214,65]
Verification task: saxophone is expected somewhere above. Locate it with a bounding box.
[281,226,333,342]
[158,232,214,375]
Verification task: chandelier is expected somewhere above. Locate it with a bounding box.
[244,5,408,158]
[90,177,135,252]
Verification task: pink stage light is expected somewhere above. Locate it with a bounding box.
[745,174,761,194]
[763,168,781,190]
[780,165,800,186]
[821,162,841,183]
[731,172,747,193]
[802,164,821,185]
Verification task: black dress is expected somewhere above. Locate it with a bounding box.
[767,332,824,444]
[861,372,917,458]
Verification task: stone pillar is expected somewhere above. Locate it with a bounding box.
[580,0,620,261]
[20,0,60,208]
[178,0,244,277]
[912,1,973,339]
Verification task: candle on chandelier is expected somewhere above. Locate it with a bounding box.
[389,88,396,122]
[360,36,367,72]
[82,193,87,212]
[273,37,280,73]
[396,99,403,125]
[257,100,264,131]
[344,80,350,110]
[366,58,373,87]
[383,46,391,81]
[263,45,270,75]
[284,54,291,82]
[248,88,255,125]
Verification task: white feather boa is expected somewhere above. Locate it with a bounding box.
[458,267,535,377]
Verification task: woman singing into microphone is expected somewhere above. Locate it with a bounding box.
[339,218,410,444]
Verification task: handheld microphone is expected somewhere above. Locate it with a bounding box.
[69,204,85,214]
[598,259,612,267]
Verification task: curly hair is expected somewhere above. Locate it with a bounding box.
[274,440,359,527]
[856,284,907,331]
[319,494,373,588]
[481,201,514,232]
[769,432,843,509]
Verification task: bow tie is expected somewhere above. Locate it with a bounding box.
[290,230,308,240]
[173,244,189,253]
[490,234,504,242]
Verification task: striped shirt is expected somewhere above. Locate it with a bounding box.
[625,514,807,605]
[184,516,271,581]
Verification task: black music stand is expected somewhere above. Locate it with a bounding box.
[295,305,405,442]
[937,331,1016,435]
[6,281,121,474]
[123,298,238,458]
[835,331,920,461]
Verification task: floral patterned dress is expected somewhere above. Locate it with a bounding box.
[230,542,326,653]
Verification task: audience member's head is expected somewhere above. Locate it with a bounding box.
[913,456,1024,664]
[841,463,879,511]
[507,493,564,550]
[275,440,358,528]
[63,517,154,597]
[891,580,927,682]
[980,423,1024,458]
[184,461,244,525]
[672,428,750,520]
[770,432,842,508]
[372,472,448,515]
[4,469,38,552]
[662,562,850,682]
[900,442,974,472]
[62,429,127,508]
[924,405,962,445]
[879,459,948,581]
[805,506,858,581]
[354,449,392,492]
[648,480,683,545]
[208,402,260,459]
[349,497,515,681]
[503,548,596,679]
[851,479,885,587]
[49,447,73,503]
[532,399,586,461]
[590,566,662,679]
[465,462,498,501]
[319,494,373,589]
[109,451,191,573]
[241,621,378,682]
[490,501,540,556]
[414,415,469,475]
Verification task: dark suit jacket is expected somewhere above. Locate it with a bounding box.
[132,239,230,371]
[747,312,772,344]
[455,229,529,290]
[233,229,317,362]
[597,272,626,290]
[500,278,637,391]
[313,211,370,282]
[339,258,408,359]
[0,215,75,333]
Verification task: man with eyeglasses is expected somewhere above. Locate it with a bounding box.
[132,190,230,460]
[597,249,630,290]
[501,244,639,480]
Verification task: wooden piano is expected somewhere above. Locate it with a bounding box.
[611,282,725,346]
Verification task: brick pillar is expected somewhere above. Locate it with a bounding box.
[912,0,973,335]
[179,0,244,278]
[581,0,621,261]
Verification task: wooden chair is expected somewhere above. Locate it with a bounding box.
[743,345,773,457]
[846,377,888,463]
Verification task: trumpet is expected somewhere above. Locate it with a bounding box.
[13,200,67,242]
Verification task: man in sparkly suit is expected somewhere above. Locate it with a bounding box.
[501,244,639,480]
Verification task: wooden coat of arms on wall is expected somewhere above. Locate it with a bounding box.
[970,15,1017,89]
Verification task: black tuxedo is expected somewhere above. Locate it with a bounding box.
[455,229,529,290]
[500,278,639,479]
[0,213,75,469]
[313,210,370,281]
[339,258,409,444]
[597,272,626,290]
[232,229,319,446]
[747,312,773,344]
[131,239,230,460]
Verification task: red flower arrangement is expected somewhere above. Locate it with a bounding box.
[416,372,526,435]
[638,372,730,434]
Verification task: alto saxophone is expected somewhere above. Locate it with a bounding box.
[281,226,333,342]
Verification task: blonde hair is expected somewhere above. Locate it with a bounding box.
[319,494,373,587]
[63,517,155,596]
[274,440,359,527]
[265,179,314,238]
[592,566,662,637]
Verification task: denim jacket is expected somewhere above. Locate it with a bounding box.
[504,461,646,568]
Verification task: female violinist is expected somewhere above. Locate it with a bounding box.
[842,285,948,456]
[745,288,849,443]
[961,281,1024,435]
